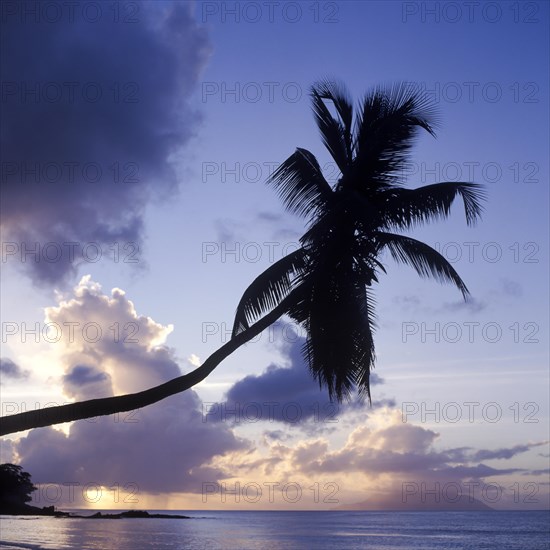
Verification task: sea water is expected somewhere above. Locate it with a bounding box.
[1,510,549,549]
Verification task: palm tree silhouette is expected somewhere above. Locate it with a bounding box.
[0,80,485,436]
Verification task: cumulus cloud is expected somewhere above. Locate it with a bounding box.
[42,275,176,394]
[284,412,545,481]
[207,406,549,509]
[11,277,247,500]
[1,1,210,285]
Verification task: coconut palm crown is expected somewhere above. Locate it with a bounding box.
[232,79,485,403]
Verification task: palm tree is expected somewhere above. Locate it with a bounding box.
[0,80,484,436]
[233,80,484,402]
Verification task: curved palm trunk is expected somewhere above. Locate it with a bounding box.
[0,301,290,437]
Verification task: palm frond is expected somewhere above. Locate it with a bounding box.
[311,83,352,173]
[303,271,376,402]
[267,148,334,220]
[380,182,486,228]
[376,232,470,298]
[352,82,440,187]
[232,248,307,336]
[312,78,354,159]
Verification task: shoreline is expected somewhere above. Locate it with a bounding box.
[0,505,190,519]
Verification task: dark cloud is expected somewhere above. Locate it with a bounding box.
[205,323,383,427]
[1,1,210,285]
[62,365,111,399]
[468,442,549,461]
[0,358,29,381]
[262,429,292,442]
[63,365,109,386]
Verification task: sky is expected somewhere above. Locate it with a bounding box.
[0,0,548,511]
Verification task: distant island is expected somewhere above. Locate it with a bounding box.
[1,504,191,519]
[0,463,190,519]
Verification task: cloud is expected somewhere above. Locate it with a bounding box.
[498,278,523,298]
[438,278,522,315]
[392,294,421,310]
[0,358,29,382]
[12,277,247,498]
[63,365,109,387]
[5,279,546,509]
[62,365,112,400]
[255,212,302,242]
[262,430,293,443]
[256,212,283,223]
[439,296,487,314]
[214,219,242,244]
[204,323,385,427]
[285,411,545,482]
[205,406,549,509]
[1,1,210,285]
[470,442,549,461]
[0,438,16,464]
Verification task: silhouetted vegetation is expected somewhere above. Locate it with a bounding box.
[0,79,485,436]
[0,463,54,515]
[0,464,36,508]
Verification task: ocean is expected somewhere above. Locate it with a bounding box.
[0,510,549,549]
